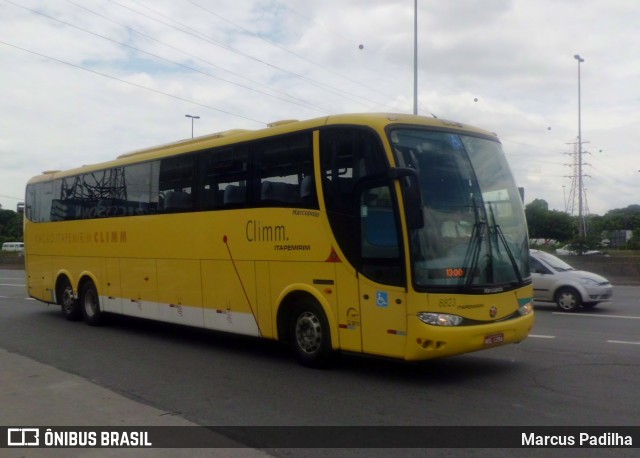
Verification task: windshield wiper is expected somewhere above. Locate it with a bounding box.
[461,196,487,288]
[487,202,523,284]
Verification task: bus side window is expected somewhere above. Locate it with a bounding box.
[254,133,316,208]
[300,175,315,205]
[159,154,196,212]
[124,162,158,216]
[198,147,248,210]
[361,187,400,257]
[359,184,403,286]
[223,184,247,205]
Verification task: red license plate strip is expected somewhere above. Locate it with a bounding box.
[484,333,504,346]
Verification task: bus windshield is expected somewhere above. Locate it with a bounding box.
[390,128,530,291]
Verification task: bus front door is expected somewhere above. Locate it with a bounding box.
[358,276,407,358]
[357,183,407,358]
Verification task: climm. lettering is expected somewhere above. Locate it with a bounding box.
[93,231,127,243]
[246,220,287,242]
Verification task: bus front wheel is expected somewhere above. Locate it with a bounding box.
[80,280,103,326]
[289,300,333,368]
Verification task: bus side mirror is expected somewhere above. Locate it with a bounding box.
[389,168,423,230]
[17,202,25,214]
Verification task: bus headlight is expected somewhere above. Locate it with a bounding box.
[417,312,463,326]
[518,300,533,316]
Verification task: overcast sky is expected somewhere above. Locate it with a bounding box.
[1,0,638,215]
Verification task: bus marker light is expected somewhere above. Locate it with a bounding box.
[325,247,341,262]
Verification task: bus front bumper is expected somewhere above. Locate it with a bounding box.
[403,313,535,361]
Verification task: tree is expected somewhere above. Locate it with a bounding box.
[0,209,23,242]
[524,201,639,251]
[525,199,574,243]
[525,199,550,239]
[601,205,640,231]
[628,228,640,250]
[4,214,23,239]
[0,209,15,228]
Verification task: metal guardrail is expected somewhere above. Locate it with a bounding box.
[555,255,640,285]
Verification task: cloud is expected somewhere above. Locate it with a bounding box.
[1,0,638,217]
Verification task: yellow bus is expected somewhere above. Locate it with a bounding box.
[24,113,534,367]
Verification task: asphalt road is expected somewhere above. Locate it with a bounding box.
[1,269,638,457]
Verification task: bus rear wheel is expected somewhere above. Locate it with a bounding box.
[80,280,103,326]
[289,300,333,368]
[58,277,81,321]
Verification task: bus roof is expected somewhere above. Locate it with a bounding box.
[27,113,497,184]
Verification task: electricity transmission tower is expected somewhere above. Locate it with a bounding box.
[61,168,127,201]
[564,140,590,237]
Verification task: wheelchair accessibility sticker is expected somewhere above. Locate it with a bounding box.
[376,291,389,308]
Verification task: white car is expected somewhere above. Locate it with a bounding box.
[555,245,602,256]
[530,249,613,312]
[1,242,24,252]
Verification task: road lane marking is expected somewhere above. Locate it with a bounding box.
[0,283,26,287]
[553,312,640,320]
[529,334,556,339]
[607,340,640,346]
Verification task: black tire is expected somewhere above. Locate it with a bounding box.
[555,287,581,312]
[80,280,103,326]
[289,299,333,368]
[58,277,81,321]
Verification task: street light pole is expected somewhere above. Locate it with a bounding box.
[185,114,200,138]
[574,54,585,238]
[413,0,418,115]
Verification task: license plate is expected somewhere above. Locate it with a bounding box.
[484,333,504,346]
